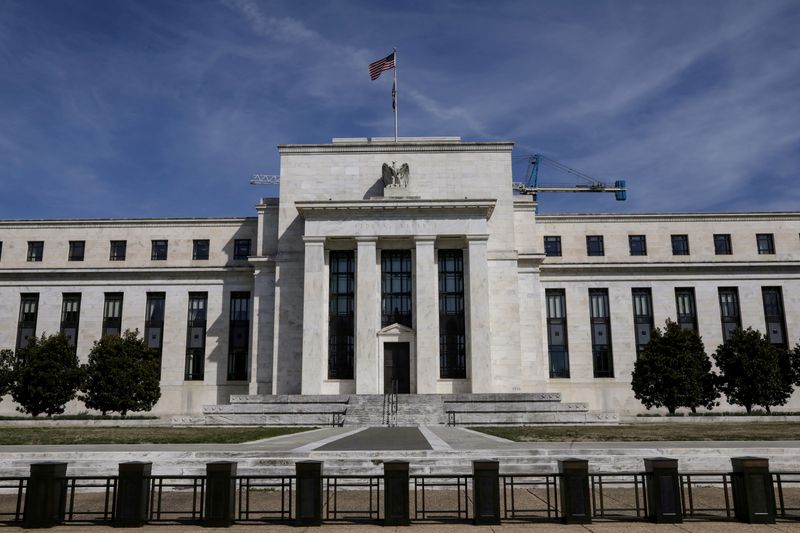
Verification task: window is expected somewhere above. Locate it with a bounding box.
[756,233,775,254]
[102,293,123,337]
[16,294,39,350]
[586,236,604,256]
[68,241,85,261]
[234,239,251,260]
[185,292,208,380]
[632,289,654,357]
[381,250,412,328]
[228,292,250,381]
[675,288,698,332]
[439,249,466,379]
[718,287,741,342]
[671,235,689,255]
[628,235,647,256]
[27,241,43,262]
[544,236,562,257]
[329,251,354,379]
[110,240,127,261]
[151,240,168,261]
[589,289,613,377]
[546,289,569,378]
[0,241,3,261]
[145,293,166,359]
[60,294,81,349]
[762,287,787,348]
[192,239,210,260]
[714,234,732,255]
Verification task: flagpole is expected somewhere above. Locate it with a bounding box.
[393,47,398,143]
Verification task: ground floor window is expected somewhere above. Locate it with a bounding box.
[589,288,614,378]
[546,289,569,378]
[438,249,466,379]
[632,288,654,357]
[227,291,250,380]
[328,251,354,379]
[185,292,207,380]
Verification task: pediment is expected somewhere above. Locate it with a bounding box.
[378,323,414,335]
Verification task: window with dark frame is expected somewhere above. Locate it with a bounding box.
[109,240,127,261]
[762,287,787,348]
[102,293,123,337]
[16,294,39,350]
[227,292,250,381]
[328,251,355,379]
[0,241,3,261]
[756,233,775,255]
[439,249,466,379]
[192,239,210,260]
[234,239,252,260]
[144,293,166,359]
[68,241,85,262]
[628,235,647,256]
[151,240,168,261]
[381,250,412,328]
[185,292,208,380]
[671,234,690,255]
[60,293,81,349]
[544,236,562,257]
[589,288,614,378]
[632,288,654,357]
[27,241,43,262]
[546,289,569,378]
[675,288,698,332]
[718,287,741,342]
[586,235,604,256]
[714,234,732,255]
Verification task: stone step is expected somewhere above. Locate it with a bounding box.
[445,402,589,413]
[230,394,350,404]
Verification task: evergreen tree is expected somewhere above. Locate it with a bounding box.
[0,349,14,397]
[10,334,83,417]
[80,330,161,416]
[714,327,794,413]
[631,320,718,415]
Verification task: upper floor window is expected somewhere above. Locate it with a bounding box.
[151,240,168,261]
[671,234,690,255]
[0,241,3,261]
[586,235,604,257]
[234,239,252,260]
[68,241,85,262]
[628,235,647,256]
[756,233,775,255]
[27,241,43,262]
[544,236,562,257]
[193,239,210,260]
[381,250,412,328]
[714,234,732,255]
[110,240,127,261]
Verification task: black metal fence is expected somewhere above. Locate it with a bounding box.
[2,457,798,527]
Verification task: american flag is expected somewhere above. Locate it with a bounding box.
[369,52,395,81]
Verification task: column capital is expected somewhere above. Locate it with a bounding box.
[355,236,379,244]
[414,235,437,244]
[303,236,326,245]
[466,234,490,243]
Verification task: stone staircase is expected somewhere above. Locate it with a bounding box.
[179,395,349,427]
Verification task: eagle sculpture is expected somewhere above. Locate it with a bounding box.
[381,162,410,188]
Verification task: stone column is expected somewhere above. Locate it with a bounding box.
[466,235,492,392]
[414,236,438,393]
[249,259,276,395]
[300,237,326,394]
[355,237,380,394]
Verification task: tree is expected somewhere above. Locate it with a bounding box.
[787,342,800,386]
[10,334,83,417]
[80,330,161,416]
[0,349,14,397]
[631,320,718,415]
[714,327,794,413]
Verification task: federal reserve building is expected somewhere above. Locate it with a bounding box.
[1,137,799,420]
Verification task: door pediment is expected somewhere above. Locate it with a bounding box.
[378,323,414,335]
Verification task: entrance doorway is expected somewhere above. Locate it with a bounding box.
[383,342,410,393]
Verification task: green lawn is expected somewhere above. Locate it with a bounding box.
[473,423,800,442]
[0,426,315,445]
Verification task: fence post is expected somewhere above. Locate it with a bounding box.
[731,457,776,524]
[23,462,68,528]
[204,461,237,527]
[644,457,682,523]
[473,460,500,525]
[558,458,591,524]
[383,460,409,526]
[295,460,323,526]
[115,462,151,527]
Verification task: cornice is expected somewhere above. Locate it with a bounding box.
[0,217,257,229]
[295,198,496,220]
[278,141,513,155]
[536,212,800,223]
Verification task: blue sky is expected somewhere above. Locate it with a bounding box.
[1,0,799,218]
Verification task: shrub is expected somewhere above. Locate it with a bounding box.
[10,334,83,417]
[0,349,14,397]
[714,328,794,413]
[631,320,718,415]
[80,330,161,416]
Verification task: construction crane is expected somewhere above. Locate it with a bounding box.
[249,174,280,185]
[512,154,626,201]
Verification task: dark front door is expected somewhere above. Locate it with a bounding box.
[384,342,410,394]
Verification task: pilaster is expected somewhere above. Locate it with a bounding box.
[249,258,276,395]
[414,236,438,393]
[300,237,326,394]
[466,235,492,392]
